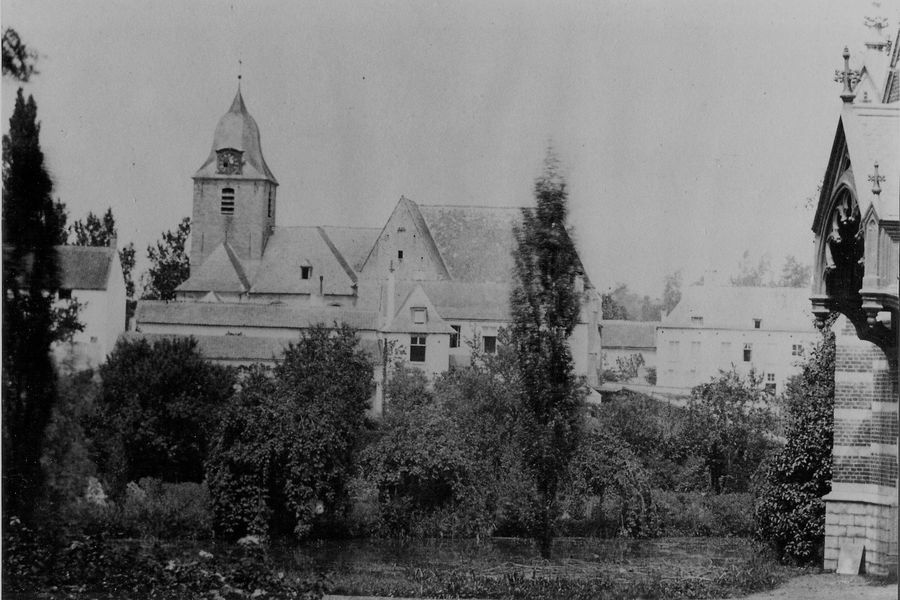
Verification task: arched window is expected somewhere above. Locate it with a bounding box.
[221,188,235,215]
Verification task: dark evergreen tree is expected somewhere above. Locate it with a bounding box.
[510,151,585,557]
[141,217,190,301]
[1,89,63,521]
[1,28,38,82]
[754,318,836,563]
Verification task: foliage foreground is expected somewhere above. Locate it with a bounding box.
[305,536,800,600]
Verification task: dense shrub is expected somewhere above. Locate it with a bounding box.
[652,491,754,536]
[755,324,835,564]
[91,336,235,492]
[62,478,212,539]
[207,326,374,540]
[687,369,777,493]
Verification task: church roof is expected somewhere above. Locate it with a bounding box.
[136,300,380,330]
[662,285,815,332]
[178,242,250,293]
[193,88,277,183]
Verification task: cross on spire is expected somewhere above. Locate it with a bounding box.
[839,46,857,103]
[868,162,885,196]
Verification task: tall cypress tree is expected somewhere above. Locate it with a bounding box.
[510,151,585,557]
[2,89,63,521]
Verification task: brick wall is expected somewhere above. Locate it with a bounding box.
[824,315,898,576]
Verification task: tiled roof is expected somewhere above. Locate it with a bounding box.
[122,331,382,364]
[417,204,520,283]
[386,285,456,334]
[249,226,359,295]
[178,242,249,293]
[194,89,277,183]
[136,300,380,330]
[318,226,380,272]
[662,286,815,332]
[56,245,116,290]
[600,320,659,349]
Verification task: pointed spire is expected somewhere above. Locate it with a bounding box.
[229,86,246,114]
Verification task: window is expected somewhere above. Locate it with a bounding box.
[58,288,72,300]
[267,190,273,217]
[450,325,461,348]
[668,340,680,361]
[410,336,426,362]
[691,316,703,325]
[721,341,731,355]
[690,341,701,356]
[753,318,762,329]
[221,188,235,215]
[398,250,404,260]
[300,265,312,280]
[483,335,497,354]
[765,374,776,395]
[767,373,775,382]
[412,308,426,324]
[743,343,752,362]
[792,344,804,357]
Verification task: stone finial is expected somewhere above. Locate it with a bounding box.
[868,162,885,196]
[840,46,857,103]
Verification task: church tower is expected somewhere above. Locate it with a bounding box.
[190,87,278,268]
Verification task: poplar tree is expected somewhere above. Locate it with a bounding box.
[2,89,63,520]
[510,151,585,557]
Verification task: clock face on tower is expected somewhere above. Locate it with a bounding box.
[216,149,243,175]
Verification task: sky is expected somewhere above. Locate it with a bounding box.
[2,0,897,297]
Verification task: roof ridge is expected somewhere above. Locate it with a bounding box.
[418,203,524,210]
[316,226,358,283]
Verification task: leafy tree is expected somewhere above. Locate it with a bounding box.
[92,336,234,492]
[755,320,835,564]
[776,255,812,288]
[510,152,586,557]
[207,325,373,539]
[614,352,645,381]
[662,270,682,315]
[69,207,116,247]
[1,89,67,521]
[141,217,190,301]
[730,250,772,286]
[687,368,777,493]
[2,28,38,82]
[601,291,629,320]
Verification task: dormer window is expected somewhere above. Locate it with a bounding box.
[412,307,427,324]
[221,188,235,215]
[300,265,312,280]
[691,316,703,325]
[753,318,762,329]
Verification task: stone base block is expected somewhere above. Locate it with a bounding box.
[825,499,898,577]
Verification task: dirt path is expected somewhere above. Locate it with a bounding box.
[727,574,897,600]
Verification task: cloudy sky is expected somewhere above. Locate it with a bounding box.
[2,0,896,296]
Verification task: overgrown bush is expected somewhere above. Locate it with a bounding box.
[91,336,235,493]
[755,324,835,564]
[652,490,754,536]
[207,326,374,540]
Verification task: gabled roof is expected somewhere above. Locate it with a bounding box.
[249,226,359,295]
[417,204,520,283]
[600,320,659,349]
[662,285,815,332]
[122,331,382,365]
[193,88,277,183]
[385,284,456,334]
[136,300,380,330]
[4,245,118,291]
[178,242,250,293]
[56,245,117,290]
[360,197,451,279]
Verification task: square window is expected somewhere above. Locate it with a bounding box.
[743,343,752,362]
[753,319,762,329]
[450,325,461,348]
[58,288,72,300]
[300,266,312,280]
[410,336,426,362]
[792,344,803,357]
[483,335,497,354]
[412,308,426,324]
[767,373,775,382]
